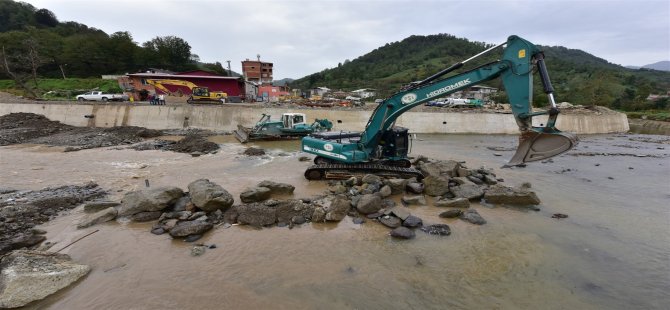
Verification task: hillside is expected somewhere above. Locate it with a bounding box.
[291,34,670,111]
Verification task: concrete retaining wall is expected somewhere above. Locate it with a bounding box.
[0,103,629,134]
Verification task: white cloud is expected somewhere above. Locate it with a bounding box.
[21,0,670,78]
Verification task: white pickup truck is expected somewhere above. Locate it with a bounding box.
[76,91,129,102]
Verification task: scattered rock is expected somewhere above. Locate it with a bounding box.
[240,186,272,203]
[378,185,392,198]
[244,147,265,156]
[385,207,410,220]
[390,227,415,239]
[552,213,569,219]
[380,215,402,228]
[83,200,119,213]
[385,178,409,194]
[118,186,184,217]
[406,182,424,194]
[236,203,277,227]
[450,184,485,200]
[484,184,541,205]
[77,207,117,229]
[434,198,470,208]
[356,194,382,215]
[184,234,203,242]
[0,250,90,308]
[257,180,295,195]
[439,209,463,218]
[324,196,351,221]
[459,209,487,225]
[420,224,451,236]
[352,217,365,224]
[131,211,162,222]
[401,195,426,205]
[191,245,206,256]
[361,174,382,185]
[168,221,213,237]
[298,156,311,162]
[402,215,423,228]
[422,175,450,196]
[188,179,234,212]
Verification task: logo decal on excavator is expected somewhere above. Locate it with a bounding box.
[401,93,417,104]
[425,79,471,99]
[324,143,334,151]
[518,49,526,58]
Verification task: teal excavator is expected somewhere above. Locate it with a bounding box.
[301,35,578,180]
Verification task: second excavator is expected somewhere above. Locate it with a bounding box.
[301,35,578,180]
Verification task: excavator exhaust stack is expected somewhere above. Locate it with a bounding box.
[506,129,578,167]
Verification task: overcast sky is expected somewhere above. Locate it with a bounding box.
[22,0,670,79]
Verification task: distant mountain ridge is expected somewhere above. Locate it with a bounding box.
[290,33,670,110]
[626,61,670,71]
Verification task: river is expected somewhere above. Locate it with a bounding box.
[1,133,668,309]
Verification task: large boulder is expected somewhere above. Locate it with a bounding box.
[361,174,382,185]
[325,196,351,221]
[420,224,451,236]
[169,221,213,237]
[422,175,450,196]
[257,180,295,195]
[118,186,184,217]
[417,160,460,177]
[236,203,277,227]
[240,186,272,203]
[450,184,485,200]
[385,179,409,194]
[0,250,90,308]
[83,200,119,213]
[356,194,382,215]
[484,184,541,205]
[77,207,117,229]
[188,179,234,212]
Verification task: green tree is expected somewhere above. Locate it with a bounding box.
[142,36,193,71]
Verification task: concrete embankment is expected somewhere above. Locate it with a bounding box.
[0,103,629,134]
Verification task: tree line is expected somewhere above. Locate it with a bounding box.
[0,0,228,96]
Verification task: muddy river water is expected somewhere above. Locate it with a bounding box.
[1,133,668,309]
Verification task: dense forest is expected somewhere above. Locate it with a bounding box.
[291,34,670,112]
[0,0,229,96]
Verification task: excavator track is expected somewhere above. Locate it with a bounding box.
[304,163,424,181]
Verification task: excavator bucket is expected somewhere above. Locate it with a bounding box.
[233,125,250,143]
[506,129,578,167]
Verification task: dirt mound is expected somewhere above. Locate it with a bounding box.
[0,112,164,151]
[165,134,220,154]
[0,113,76,145]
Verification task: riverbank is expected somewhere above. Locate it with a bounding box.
[628,118,670,135]
[0,101,629,134]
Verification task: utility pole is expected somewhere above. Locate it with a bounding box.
[226,60,231,76]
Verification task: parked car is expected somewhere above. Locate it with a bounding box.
[76,91,129,102]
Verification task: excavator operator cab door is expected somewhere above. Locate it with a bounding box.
[381,127,409,159]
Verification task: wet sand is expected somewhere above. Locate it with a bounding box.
[1,133,668,309]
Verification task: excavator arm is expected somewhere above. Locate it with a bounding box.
[301,35,577,179]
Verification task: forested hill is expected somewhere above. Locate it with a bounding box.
[0,0,229,80]
[291,34,670,110]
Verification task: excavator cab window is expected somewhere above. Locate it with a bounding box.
[381,127,409,158]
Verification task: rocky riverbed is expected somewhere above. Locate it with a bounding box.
[0,111,668,309]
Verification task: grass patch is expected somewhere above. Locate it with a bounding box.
[626,111,670,122]
[0,78,122,99]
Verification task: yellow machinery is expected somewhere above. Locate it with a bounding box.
[146,79,227,104]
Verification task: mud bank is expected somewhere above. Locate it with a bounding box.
[0,102,629,134]
[628,119,670,135]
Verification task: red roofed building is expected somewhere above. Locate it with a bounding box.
[120,70,244,102]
